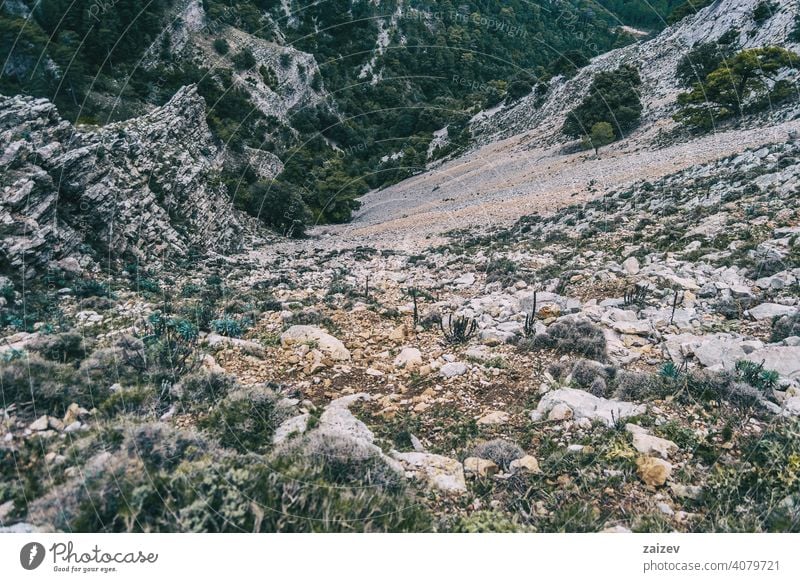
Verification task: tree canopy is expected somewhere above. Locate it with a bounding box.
[562,65,643,141]
[675,47,800,131]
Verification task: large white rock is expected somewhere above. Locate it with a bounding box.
[692,334,747,370]
[622,256,640,275]
[747,303,798,321]
[205,333,265,357]
[318,394,374,441]
[390,451,466,493]
[272,413,310,445]
[440,362,468,378]
[394,347,423,370]
[280,325,350,361]
[477,410,510,425]
[531,388,645,426]
[626,424,678,459]
[612,319,653,336]
[454,273,476,287]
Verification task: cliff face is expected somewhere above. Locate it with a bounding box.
[0,85,244,280]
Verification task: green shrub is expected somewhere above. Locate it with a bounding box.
[276,430,405,492]
[735,360,779,392]
[791,15,800,42]
[676,42,734,87]
[702,420,800,531]
[200,387,283,453]
[752,1,778,24]
[668,0,715,23]
[210,317,244,337]
[74,279,110,298]
[239,181,311,238]
[449,510,531,532]
[485,257,518,283]
[29,331,91,364]
[232,48,256,70]
[675,47,800,131]
[683,369,762,408]
[0,282,14,305]
[127,423,206,471]
[142,313,200,385]
[613,370,664,401]
[570,359,613,389]
[0,354,105,417]
[98,386,157,417]
[174,370,237,407]
[27,434,431,532]
[79,336,147,388]
[562,65,643,140]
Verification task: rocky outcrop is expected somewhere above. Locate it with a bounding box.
[143,0,331,124]
[0,85,245,280]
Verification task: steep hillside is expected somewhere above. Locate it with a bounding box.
[471,0,800,148]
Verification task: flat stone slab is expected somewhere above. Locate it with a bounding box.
[531,388,645,427]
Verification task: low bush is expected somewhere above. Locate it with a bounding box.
[127,423,207,472]
[98,385,158,417]
[470,439,524,470]
[174,370,237,408]
[29,331,91,364]
[0,354,104,418]
[210,317,245,337]
[613,370,664,401]
[683,369,762,408]
[484,258,518,284]
[449,510,531,532]
[531,318,607,360]
[276,431,404,492]
[74,279,110,298]
[27,429,431,532]
[570,359,613,389]
[735,360,779,393]
[702,420,800,531]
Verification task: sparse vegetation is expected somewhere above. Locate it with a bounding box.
[771,313,800,342]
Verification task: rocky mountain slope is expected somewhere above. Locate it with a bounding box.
[4,129,799,532]
[2,0,800,534]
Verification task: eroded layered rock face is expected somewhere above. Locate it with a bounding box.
[0,85,243,280]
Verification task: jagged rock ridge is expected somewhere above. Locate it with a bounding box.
[0,85,246,280]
